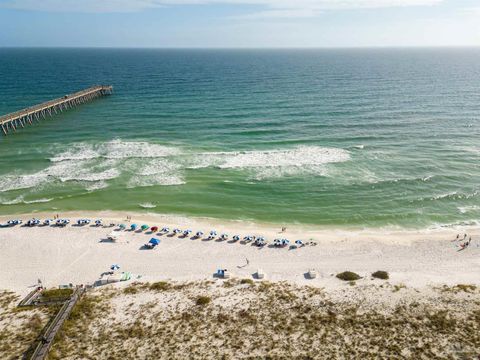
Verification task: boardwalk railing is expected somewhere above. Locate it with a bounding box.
[29,286,86,360]
[0,85,113,135]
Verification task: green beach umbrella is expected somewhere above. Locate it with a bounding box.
[141,224,149,231]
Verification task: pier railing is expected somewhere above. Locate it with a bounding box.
[0,85,112,135]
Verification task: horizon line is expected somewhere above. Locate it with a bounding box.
[1,45,480,50]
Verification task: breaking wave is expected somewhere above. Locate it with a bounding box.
[1,140,350,194]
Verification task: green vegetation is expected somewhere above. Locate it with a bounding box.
[336,271,361,281]
[35,281,480,359]
[149,281,171,291]
[195,296,211,306]
[41,288,73,301]
[372,271,389,280]
[240,278,254,285]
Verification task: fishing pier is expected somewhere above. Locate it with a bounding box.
[0,85,113,135]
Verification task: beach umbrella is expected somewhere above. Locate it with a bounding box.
[151,226,159,232]
[257,236,265,241]
[220,233,228,240]
[233,235,240,241]
[210,230,217,236]
[119,224,126,230]
[110,264,120,270]
[131,224,138,230]
[141,224,149,231]
[43,219,52,225]
[295,240,304,246]
[161,227,169,233]
[95,219,102,226]
[173,228,182,234]
[196,231,204,237]
[149,238,160,246]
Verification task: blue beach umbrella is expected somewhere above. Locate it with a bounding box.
[131,224,137,230]
[149,238,160,246]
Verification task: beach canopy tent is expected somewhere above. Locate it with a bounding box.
[141,224,149,231]
[107,232,120,241]
[216,269,230,279]
[131,224,138,230]
[149,238,160,246]
[151,226,159,232]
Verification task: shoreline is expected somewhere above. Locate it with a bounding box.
[1,210,479,238]
[1,210,479,295]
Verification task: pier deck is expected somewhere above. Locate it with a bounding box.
[0,85,112,135]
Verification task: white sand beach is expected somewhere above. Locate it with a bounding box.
[1,211,479,295]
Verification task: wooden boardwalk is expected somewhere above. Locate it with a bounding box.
[0,85,112,135]
[29,286,85,360]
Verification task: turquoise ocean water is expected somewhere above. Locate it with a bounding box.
[0,48,479,228]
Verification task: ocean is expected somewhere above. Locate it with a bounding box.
[0,48,479,228]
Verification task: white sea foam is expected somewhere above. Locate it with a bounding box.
[0,174,48,193]
[2,142,350,194]
[84,181,109,191]
[139,203,157,209]
[458,205,480,214]
[0,195,53,205]
[50,139,180,162]
[186,146,350,179]
[23,198,53,204]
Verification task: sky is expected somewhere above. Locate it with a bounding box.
[0,0,479,48]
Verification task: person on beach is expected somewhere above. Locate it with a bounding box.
[281,227,286,233]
